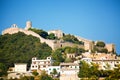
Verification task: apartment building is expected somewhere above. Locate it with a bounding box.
[30,57,52,71]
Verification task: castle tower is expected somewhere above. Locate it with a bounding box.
[25,21,32,30]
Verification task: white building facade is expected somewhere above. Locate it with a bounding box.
[14,63,27,73]
[92,59,120,70]
[30,57,52,71]
[60,63,79,80]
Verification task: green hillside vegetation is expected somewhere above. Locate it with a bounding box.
[62,34,84,45]
[29,28,58,40]
[0,32,52,68]
[78,61,120,79]
[94,41,108,53]
[29,28,48,39]
[52,47,85,65]
[0,63,7,77]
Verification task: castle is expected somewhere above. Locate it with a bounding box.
[2,21,115,52]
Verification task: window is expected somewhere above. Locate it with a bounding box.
[33,58,35,60]
[61,44,62,47]
[33,62,36,64]
[75,66,77,68]
[48,58,50,59]
[115,64,117,67]
[43,65,46,67]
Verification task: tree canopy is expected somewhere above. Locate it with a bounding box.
[63,46,85,55]
[96,41,105,47]
[78,61,99,79]
[39,71,53,80]
[0,63,7,77]
[29,28,48,39]
[52,49,65,66]
[47,33,58,40]
[0,32,52,67]
[62,34,84,45]
[29,28,58,40]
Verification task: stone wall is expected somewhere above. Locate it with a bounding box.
[2,22,103,51]
[105,44,115,53]
[53,40,84,50]
[75,35,94,51]
[2,27,56,50]
[2,26,88,50]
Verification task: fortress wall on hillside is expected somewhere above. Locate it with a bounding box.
[75,35,94,51]
[53,41,84,50]
[2,25,95,51]
[2,27,20,35]
[61,42,84,49]
[105,44,115,53]
[2,27,55,50]
[2,21,115,52]
[19,29,56,50]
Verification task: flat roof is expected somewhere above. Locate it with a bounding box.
[92,59,120,61]
[14,63,27,65]
[60,63,79,66]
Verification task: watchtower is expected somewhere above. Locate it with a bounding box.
[25,21,32,30]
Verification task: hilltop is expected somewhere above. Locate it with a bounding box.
[0,21,117,67]
[0,21,119,80]
[2,21,116,54]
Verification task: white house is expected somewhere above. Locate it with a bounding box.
[81,52,120,70]
[30,57,53,71]
[60,63,79,80]
[92,59,120,70]
[14,63,27,73]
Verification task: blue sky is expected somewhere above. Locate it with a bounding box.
[0,0,120,54]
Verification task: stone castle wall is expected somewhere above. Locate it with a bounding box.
[105,44,115,53]
[75,35,94,51]
[2,26,83,50]
[2,24,85,50]
[2,27,56,50]
[53,41,84,50]
[2,21,114,52]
